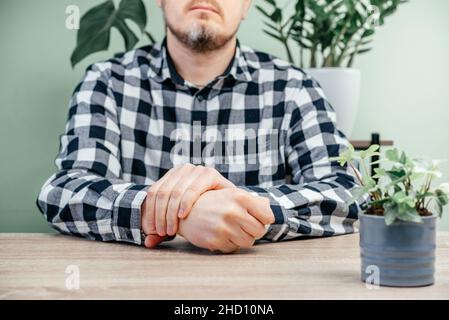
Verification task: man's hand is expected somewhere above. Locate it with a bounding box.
[141,164,236,244]
[177,188,275,253]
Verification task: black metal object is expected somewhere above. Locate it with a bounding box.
[371,133,380,181]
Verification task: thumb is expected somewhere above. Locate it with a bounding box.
[144,234,167,249]
[246,194,275,225]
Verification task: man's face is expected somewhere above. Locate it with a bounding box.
[156,0,252,52]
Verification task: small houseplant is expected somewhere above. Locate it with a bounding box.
[257,0,407,137]
[331,144,449,287]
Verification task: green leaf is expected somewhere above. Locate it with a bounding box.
[392,191,407,203]
[360,144,380,159]
[71,0,147,68]
[436,189,449,206]
[117,0,147,31]
[256,5,274,20]
[392,191,416,208]
[399,151,407,165]
[416,191,434,200]
[384,204,398,225]
[385,148,400,162]
[262,30,284,42]
[438,182,449,195]
[271,8,283,23]
[114,19,138,51]
[362,175,377,190]
[372,167,388,180]
[329,144,357,166]
[397,208,423,223]
[437,203,443,217]
[349,186,370,202]
[386,168,407,186]
[356,48,372,55]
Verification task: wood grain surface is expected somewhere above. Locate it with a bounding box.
[1,233,448,300]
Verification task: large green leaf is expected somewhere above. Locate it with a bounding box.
[71,0,147,68]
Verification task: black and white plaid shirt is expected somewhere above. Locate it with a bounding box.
[37,38,365,246]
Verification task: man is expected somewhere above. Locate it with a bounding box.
[37,0,364,253]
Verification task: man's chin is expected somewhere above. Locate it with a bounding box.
[168,20,234,53]
[187,18,220,31]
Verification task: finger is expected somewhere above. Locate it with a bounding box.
[215,175,236,189]
[145,170,174,234]
[144,234,167,249]
[178,167,232,219]
[243,194,275,225]
[154,170,185,236]
[165,166,202,234]
[177,168,210,218]
[238,212,267,239]
[228,226,256,249]
[216,238,240,254]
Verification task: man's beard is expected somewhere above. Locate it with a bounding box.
[166,19,238,53]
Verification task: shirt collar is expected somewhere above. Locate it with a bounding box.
[148,37,252,85]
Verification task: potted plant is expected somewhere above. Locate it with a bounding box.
[256,0,407,137]
[71,0,406,135]
[331,144,449,287]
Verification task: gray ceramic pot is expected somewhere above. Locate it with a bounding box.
[359,212,437,287]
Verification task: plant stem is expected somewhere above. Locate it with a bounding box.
[324,21,349,67]
[347,36,364,68]
[349,161,364,187]
[310,44,317,68]
[360,159,370,178]
[335,20,367,67]
[284,40,295,64]
[416,174,433,209]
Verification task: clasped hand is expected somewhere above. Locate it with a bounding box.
[140,163,275,253]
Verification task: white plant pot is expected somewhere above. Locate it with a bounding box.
[305,68,361,138]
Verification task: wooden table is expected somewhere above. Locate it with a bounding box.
[1,233,448,300]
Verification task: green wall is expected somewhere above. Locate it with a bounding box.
[1,0,448,232]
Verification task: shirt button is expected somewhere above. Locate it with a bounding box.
[197,95,204,102]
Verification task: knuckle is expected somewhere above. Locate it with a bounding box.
[215,225,228,237]
[234,189,249,202]
[178,164,191,173]
[147,190,157,199]
[170,189,182,199]
[204,166,216,175]
[156,189,169,199]
[222,210,235,222]
[230,203,241,214]
[261,196,270,206]
[194,165,206,175]
[186,185,198,194]
[208,237,220,250]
